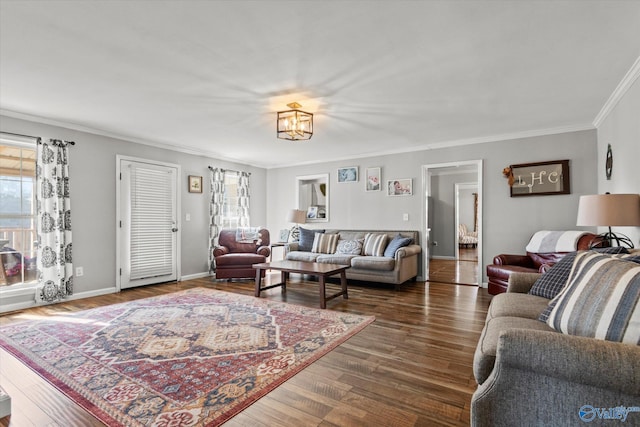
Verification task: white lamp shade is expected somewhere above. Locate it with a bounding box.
[577,194,640,226]
[286,209,307,224]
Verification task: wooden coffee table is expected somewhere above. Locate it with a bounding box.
[253,260,349,309]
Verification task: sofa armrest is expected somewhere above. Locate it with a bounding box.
[395,244,421,259]
[497,329,640,395]
[256,246,271,257]
[472,329,640,427]
[506,272,541,293]
[492,254,534,268]
[213,246,229,257]
[285,242,299,253]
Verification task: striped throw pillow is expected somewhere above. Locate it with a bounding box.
[545,251,640,344]
[312,233,339,254]
[363,233,388,257]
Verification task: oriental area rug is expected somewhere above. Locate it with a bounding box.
[0,288,374,426]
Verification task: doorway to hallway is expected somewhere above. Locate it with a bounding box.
[422,160,483,287]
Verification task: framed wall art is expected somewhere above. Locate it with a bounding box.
[337,166,358,183]
[365,167,381,191]
[387,178,412,196]
[509,159,570,197]
[188,175,203,193]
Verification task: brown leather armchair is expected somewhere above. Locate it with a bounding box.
[213,228,271,280]
[486,232,600,295]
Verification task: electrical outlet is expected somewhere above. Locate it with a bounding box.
[185,213,191,221]
[76,267,84,277]
[402,213,409,221]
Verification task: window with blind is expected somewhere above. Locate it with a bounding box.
[221,172,241,229]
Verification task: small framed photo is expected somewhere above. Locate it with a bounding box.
[365,167,381,191]
[387,178,412,196]
[307,206,318,219]
[278,229,290,243]
[188,175,203,193]
[337,166,358,183]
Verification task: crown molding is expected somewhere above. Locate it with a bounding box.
[593,55,640,128]
[270,123,595,169]
[0,109,268,169]
[1,109,594,170]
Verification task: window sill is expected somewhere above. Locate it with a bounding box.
[0,282,37,298]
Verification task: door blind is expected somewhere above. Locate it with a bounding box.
[129,165,174,280]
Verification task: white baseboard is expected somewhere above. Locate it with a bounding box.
[0,286,118,314]
[430,255,456,260]
[180,272,212,281]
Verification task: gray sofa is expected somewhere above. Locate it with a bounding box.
[285,229,421,285]
[471,271,640,426]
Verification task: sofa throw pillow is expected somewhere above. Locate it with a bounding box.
[312,233,339,254]
[544,251,640,344]
[298,227,325,252]
[336,239,364,255]
[383,234,413,258]
[363,233,388,257]
[530,247,629,300]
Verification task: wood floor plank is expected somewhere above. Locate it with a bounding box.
[0,277,491,426]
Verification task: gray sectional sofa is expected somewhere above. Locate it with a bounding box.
[284,229,421,285]
[471,251,640,427]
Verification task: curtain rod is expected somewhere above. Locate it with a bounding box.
[0,131,75,145]
[207,166,251,176]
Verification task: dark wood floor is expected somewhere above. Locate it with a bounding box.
[0,273,492,426]
[428,248,479,286]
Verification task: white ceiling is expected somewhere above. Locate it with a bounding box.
[1,1,639,168]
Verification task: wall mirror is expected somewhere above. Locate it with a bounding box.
[296,173,329,223]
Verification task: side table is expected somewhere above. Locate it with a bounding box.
[269,242,287,262]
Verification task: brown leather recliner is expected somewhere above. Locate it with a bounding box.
[213,228,271,280]
[486,232,601,295]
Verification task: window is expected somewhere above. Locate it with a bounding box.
[221,172,241,228]
[0,137,37,287]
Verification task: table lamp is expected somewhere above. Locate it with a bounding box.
[287,209,306,242]
[576,193,640,248]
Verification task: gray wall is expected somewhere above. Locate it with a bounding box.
[267,130,599,281]
[0,115,267,309]
[597,78,640,246]
[0,114,601,308]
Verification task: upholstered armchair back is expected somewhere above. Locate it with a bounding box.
[217,228,270,254]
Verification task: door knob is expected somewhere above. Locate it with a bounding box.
[171,228,178,232]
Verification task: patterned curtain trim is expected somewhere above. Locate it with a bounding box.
[35,139,73,304]
[237,171,250,228]
[209,168,225,272]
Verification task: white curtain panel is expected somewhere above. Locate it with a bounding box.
[35,139,73,304]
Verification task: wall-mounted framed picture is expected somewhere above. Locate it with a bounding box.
[188,175,203,193]
[337,166,358,183]
[509,159,570,197]
[365,167,381,191]
[387,178,412,196]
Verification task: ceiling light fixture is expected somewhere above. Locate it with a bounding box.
[277,102,313,141]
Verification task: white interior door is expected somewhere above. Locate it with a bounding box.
[118,158,179,289]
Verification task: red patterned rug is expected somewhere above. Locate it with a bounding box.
[0,288,374,426]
